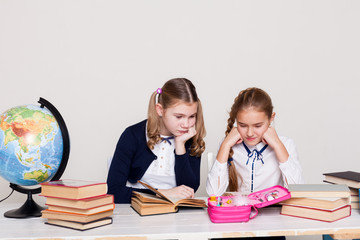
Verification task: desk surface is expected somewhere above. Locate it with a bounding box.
[1,203,360,240]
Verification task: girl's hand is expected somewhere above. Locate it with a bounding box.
[216,127,242,164]
[262,126,281,148]
[262,126,289,163]
[158,185,195,199]
[223,127,243,148]
[175,125,196,145]
[174,126,196,155]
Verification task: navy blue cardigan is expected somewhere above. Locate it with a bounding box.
[107,120,202,203]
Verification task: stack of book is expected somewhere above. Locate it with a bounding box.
[280,184,351,222]
[40,179,114,231]
[323,171,360,210]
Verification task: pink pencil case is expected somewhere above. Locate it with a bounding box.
[207,185,291,223]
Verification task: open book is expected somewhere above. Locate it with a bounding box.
[131,181,207,216]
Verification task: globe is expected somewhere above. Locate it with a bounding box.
[0,98,70,218]
[0,105,63,186]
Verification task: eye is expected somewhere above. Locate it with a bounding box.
[255,124,263,128]
[239,124,247,128]
[175,115,182,119]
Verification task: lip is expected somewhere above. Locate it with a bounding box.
[178,130,188,134]
[246,137,256,142]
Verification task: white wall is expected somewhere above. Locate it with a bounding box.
[1,1,360,205]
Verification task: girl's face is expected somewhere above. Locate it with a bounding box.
[236,107,274,146]
[156,101,198,137]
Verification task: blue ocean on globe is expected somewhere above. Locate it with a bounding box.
[0,104,63,186]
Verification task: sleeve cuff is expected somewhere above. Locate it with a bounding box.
[209,160,228,175]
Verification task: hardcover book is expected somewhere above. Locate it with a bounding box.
[280,196,350,210]
[41,209,113,223]
[281,204,351,222]
[46,203,115,215]
[44,194,114,209]
[45,217,112,231]
[40,179,107,199]
[287,184,350,198]
[131,181,207,216]
[323,171,360,189]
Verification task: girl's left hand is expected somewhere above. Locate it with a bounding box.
[262,125,289,163]
[174,125,196,155]
[262,126,282,148]
[175,125,196,145]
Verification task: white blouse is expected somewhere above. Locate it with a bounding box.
[126,134,176,190]
[206,136,305,196]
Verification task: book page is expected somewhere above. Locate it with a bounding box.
[176,198,207,207]
[132,191,171,204]
[138,181,175,204]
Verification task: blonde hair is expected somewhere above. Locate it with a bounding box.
[147,78,206,157]
[226,87,273,191]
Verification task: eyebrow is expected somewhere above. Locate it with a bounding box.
[238,121,264,125]
[174,112,197,116]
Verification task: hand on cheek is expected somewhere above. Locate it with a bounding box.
[224,127,242,148]
[174,125,196,155]
[175,125,196,144]
[262,126,280,147]
[262,125,289,163]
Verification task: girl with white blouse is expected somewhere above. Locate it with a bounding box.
[206,87,304,196]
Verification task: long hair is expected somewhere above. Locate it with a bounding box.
[147,78,206,157]
[226,87,273,191]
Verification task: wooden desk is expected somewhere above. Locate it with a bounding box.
[1,203,360,240]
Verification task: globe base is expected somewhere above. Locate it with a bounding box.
[4,192,45,218]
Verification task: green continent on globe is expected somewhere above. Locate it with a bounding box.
[24,169,49,182]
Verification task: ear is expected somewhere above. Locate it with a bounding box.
[233,119,237,127]
[155,103,164,117]
[270,112,276,125]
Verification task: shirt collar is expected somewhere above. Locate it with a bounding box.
[244,141,267,151]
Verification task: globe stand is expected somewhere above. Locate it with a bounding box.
[4,191,45,218]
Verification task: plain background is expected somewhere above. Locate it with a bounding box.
[0,3,359,237]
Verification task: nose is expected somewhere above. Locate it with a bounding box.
[247,127,253,136]
[181,118,189,128]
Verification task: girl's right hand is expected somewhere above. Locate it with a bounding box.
[216,127,242,164]
[223,127,243,148]
[158,185,195,199]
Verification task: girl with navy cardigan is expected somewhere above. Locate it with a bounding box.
[107,78,206,203]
